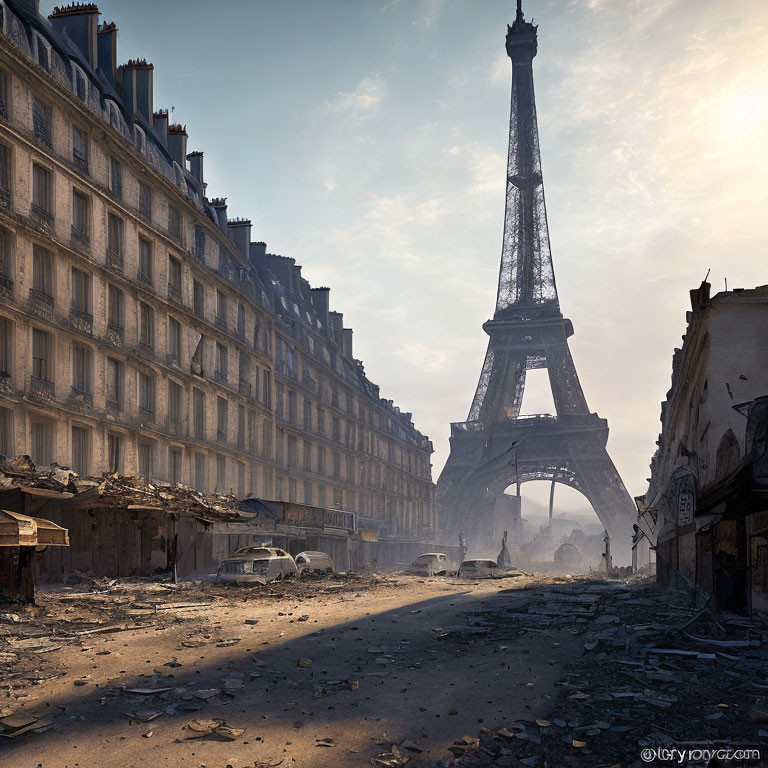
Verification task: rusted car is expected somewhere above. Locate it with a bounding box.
[217,546,297,584]
[457,559,501,578]
[407,552,450,576]
[295,551,335,576]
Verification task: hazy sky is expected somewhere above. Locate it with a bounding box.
[42,0,768,512]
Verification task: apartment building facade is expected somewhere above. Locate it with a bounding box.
[0,0,435,543]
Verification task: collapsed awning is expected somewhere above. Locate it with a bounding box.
[0,509,70,547]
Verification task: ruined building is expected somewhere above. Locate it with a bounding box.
[0,0,435,553]
[436,1,635,556]
[639,281,768,613]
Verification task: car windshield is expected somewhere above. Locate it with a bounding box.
[461,562,479,571]
[251,560,270,574]
[234,547,272,557]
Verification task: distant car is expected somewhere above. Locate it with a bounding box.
[217,546,297,584]
[408,552,450,576]
[295,551,335,576]
[457,559,501,578]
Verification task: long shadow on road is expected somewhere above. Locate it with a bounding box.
[0,578,580,767]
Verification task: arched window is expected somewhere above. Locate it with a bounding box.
[715,429,741,478]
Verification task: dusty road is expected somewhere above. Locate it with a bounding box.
[0,573,578,768]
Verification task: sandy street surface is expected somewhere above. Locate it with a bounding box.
[0,573,577,768]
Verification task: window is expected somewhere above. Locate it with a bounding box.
[139,302,154,349]
[139,181,151,220]
[107,213,123,259]
[138,442,151,481]
[0,69,9,119]
[303,441,311,471]
[333,452,341,478]
[168,256,182,299]
[237,404,245,449]
[72,344,91,395]
[318,485,325,506]
[317,408,326,436]
[215,342,228,382]
[304,399,312,430]
[217,396,228,442]
[216,454,226,491]
[248,410,257,453]
[189,281,205,322]
[110,157,122,198]
[0,407,12,456]
[106,357,123,408]
[32,246,52,296]
[34,34,50,71]
[303,481,312,505]
[168,380,182,424]
[108,284,124,330]
[107,432,123,473]
[0,317,11,376]
[194,226,205,261]
[71,426,89,476]
[72,189,89,238]
[218,244,228,277]
[191,336,204,376]
[70,268,90,313]
[106,99,120,129]
[238,353,251,395]
[317,446,325,474]
[287,435,297,467]
[193,388,205,439]
[32,163,52,215]
[134,125,145,154]
[168,204,180,241]
[31,421,53,465]
[237,461,246,498]
[237,303,245,338]
[32,97,52,147]
[216,290,227,326]
[168,316,181,364]
[194,452,206,490]
[138,237,152,283]
[0,142,9,200]
[32,328,51,380]
[71,63,87,101]
[71,125,88,173]
[168,448,182,484]
[262,370,271,406]
[139,371,155,415]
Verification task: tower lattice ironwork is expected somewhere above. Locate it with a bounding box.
[437,1,635,551]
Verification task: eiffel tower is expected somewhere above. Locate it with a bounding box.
[437,1,635,553]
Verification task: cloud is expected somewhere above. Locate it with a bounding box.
[326,75,386,115]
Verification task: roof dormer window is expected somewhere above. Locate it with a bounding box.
[34,33,50,72]
[134,125,145,154]
[71,63,87,101]
[105,99,120,129]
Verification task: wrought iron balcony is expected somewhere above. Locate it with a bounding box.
[214,314,227,332]
[0,273,13,301]
[29,288,54,318]
[166,420,187,438]
[106,322,123,345]
[72,150,88,174]
[33,124,52,150]
[70,226,90,253]
[214,370,228,386]
[70,385,93,408]
[30,204,53,230]
[166,353,180,368]
[69,304,93,334]
[30,375,55,399]
[216,429,227,443]
[167,281,182,303]
[137,269,152,286]
[106,397,122,411]
[139,405,155,422]
[0,185,9,209]
[106,248,123,272]
[238,380,252,397]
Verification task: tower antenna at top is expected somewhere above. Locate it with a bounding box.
[517,0,523,21]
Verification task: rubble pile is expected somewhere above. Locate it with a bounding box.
[435,579,768,768]
[0,455,77,494]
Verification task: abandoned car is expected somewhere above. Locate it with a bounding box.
[217,546,298,584]
[295,551,335,575]
[457,559,501,578]
[407,552,450,576]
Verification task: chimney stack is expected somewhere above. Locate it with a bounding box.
[120,59,154,124]
[97,21,117,84]
[341,328,353,360]
[152,109,168,146]
[210,198,228,233]
[310,287,330,327]
[167,123,188,168]
[249,241,267,275]
[49,3,99,70]
[227,219,251,260]
[329,311,344,343]
[187,151,203,186]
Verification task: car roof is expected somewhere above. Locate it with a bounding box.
[460,559,496,566]
[296,551,330,559]
[416,552,444,558]
[229,547,285,558]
